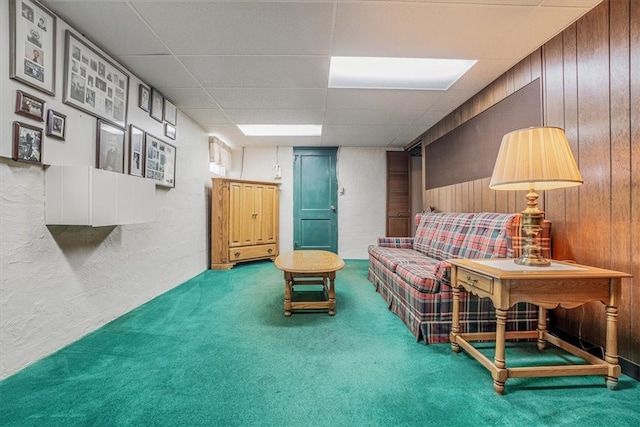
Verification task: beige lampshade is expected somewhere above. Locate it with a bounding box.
[490,127,583,191]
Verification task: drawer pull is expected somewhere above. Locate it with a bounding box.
[267,248,273,254]
[466,275,478,286]
[234,252,241,258]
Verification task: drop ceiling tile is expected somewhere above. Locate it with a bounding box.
[118,55,199,89]
[326,89,443,111]
[157,87,219,109]
[321,135,393,147]
[331,2,533,58]
[46,1,169,56]
[322,124,407,139]
[324,109,424,126]
[181,108,231,125]
[131,1,333,55]
[486,6,594,60]
[179,55,330,88]
[207,88,326,110]
[224,109,325,125]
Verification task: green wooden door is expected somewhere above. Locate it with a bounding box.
[293,147,338,253]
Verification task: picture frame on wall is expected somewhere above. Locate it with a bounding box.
[129,125,145,177]
[46,109,66,140]
[150,88,163,122]
[145,133,176,188]
[163,98,177,125]
[96,119,125,173]
[165,123,176,140]
[13,121,43,164]
[9,0,57,96]
[138,84,150,112]
[15,89,45,121]
[63,30,129,128]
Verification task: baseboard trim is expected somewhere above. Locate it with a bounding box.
[550,328,639,382]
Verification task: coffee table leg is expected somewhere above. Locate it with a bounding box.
[284,272,292,317]
[537,306,548,350]
[328,272,336,316]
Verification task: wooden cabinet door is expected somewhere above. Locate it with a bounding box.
[386,151,411,237]
[256,184,278,244]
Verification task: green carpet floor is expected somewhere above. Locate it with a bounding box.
[1,260,639,426]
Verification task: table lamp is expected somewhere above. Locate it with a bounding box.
[489,127,583,266]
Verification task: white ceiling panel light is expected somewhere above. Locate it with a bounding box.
[238,124,322,136]
[328,56,477,90]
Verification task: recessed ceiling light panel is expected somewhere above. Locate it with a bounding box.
[329,56,477,90]
[238,124,322,136]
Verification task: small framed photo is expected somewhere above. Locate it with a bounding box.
[165,123,176,140]
[129,124,145,177]
[145,133,176,188]
[13,121,43,164]
[46,109,66,140]
[15,90,45,121]
[150,88,163,122]
[9,0,57,96]
[138,84,150,112]
[96,119,125,173]
[163,98,177,125]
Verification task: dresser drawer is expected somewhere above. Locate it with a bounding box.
[458,269,494,295]
[229,244,277,261]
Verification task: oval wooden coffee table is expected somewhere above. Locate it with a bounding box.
[274,250,345,316]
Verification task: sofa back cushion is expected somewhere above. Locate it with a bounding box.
[458,213,517,259]
[413,212,475,260]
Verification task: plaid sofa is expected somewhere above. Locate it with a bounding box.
[367,212,551,344]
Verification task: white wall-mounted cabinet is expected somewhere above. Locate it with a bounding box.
[45,165,155,226]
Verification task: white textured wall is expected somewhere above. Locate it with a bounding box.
[235,146,387,259]
[1,4,211,378]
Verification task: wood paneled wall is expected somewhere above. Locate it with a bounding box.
[422,1,639,366]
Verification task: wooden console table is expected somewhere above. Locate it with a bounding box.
[449,258,631,395]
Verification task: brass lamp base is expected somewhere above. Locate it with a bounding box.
[515,190,550,267]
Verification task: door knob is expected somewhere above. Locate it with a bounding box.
[330,206,336,212]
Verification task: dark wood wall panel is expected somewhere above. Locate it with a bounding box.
[630,0,640,364]
[422,1,638,366]
[610,0,633,363]
[576,1,611,346]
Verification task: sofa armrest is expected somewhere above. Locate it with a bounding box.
[434,260,451,283]
[377,237,414,249]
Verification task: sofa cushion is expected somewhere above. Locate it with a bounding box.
[395,260,444,293]
[367,246,428,273]
[413,212,475,260]
[458,213,516,259]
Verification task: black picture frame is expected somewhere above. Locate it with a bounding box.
[163,98,177,126]
[46,109,66,140]
[96,119,125,173]
[138,84,150,112]
[145,133,176,188]
[9,0,57,96]
[13,121,43,164]
[15,89,45,121]
[165,123,176,140]
[63,30,129,128]
[150,88,163,122]
[129,125,145,177]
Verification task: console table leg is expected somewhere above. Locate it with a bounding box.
[493,308,508,395]
[450,285,461,353]
[537,306,548,351]
[605,303,620,389]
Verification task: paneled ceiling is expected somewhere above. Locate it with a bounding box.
[41,0,601,149]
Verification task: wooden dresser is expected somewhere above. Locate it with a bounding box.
[211,178,279,269]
